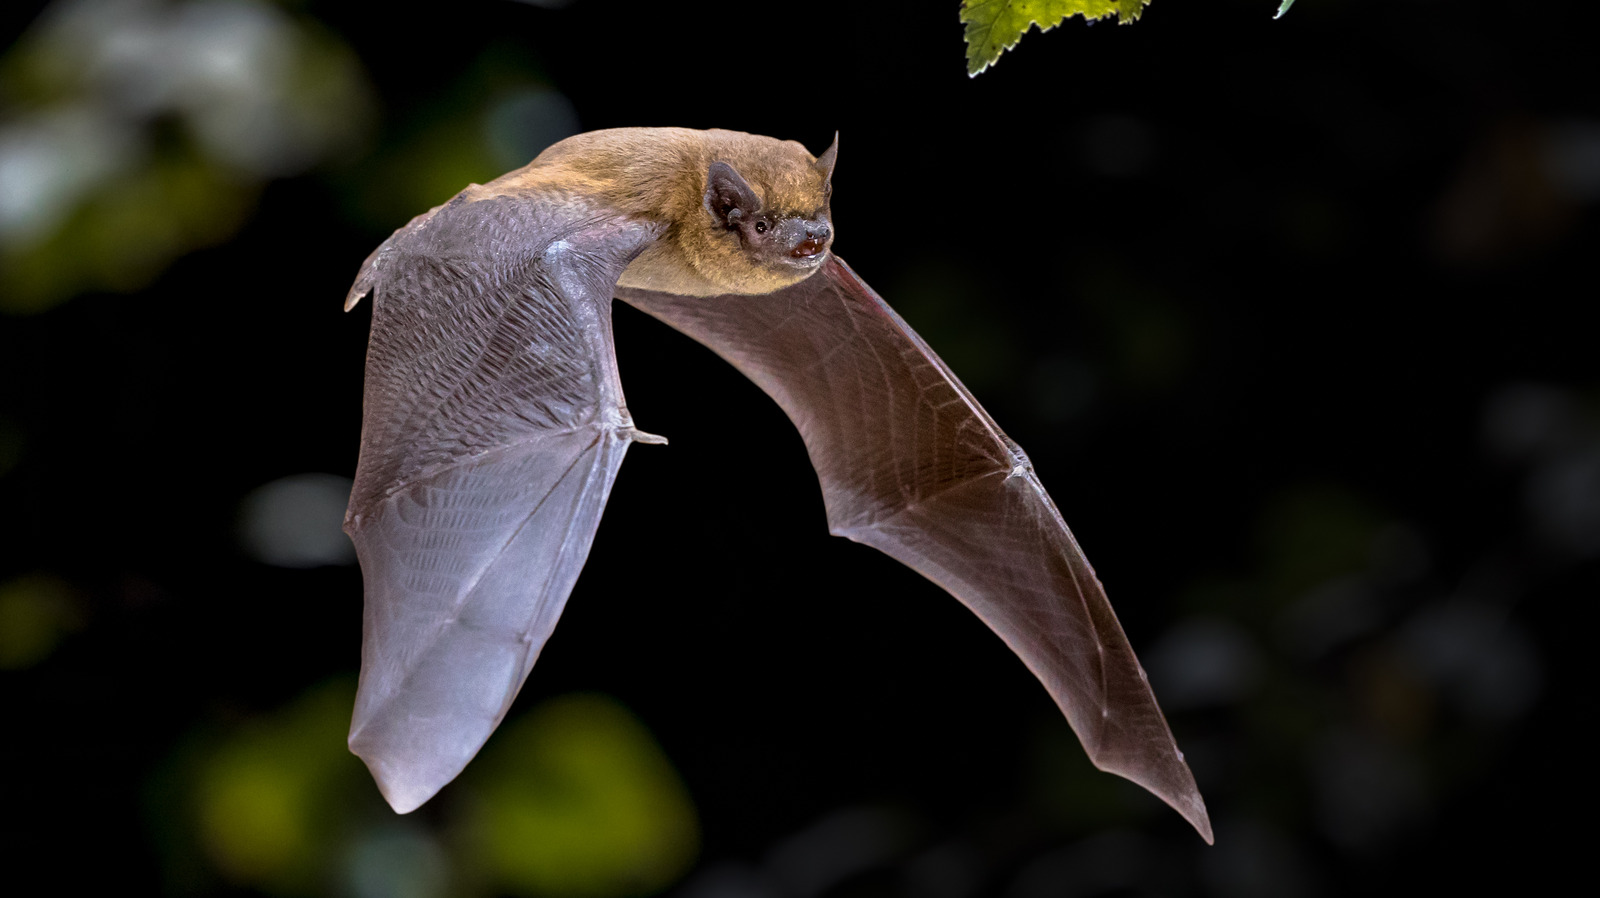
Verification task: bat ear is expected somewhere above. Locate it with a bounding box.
[814,132,838,197]
[705,161,763,226]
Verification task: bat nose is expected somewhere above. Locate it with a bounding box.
[791,223,831,258]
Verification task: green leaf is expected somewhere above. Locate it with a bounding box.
[961,0,1152,77]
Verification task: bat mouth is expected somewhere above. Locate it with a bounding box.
[772,219,831,270]
[779,252,828,272]
[790,236,827,258]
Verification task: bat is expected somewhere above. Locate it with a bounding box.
[341,127,1212,842]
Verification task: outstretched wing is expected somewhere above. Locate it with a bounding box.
[617,256,1213,843]
[345,192,661,813]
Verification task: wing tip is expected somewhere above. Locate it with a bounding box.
[1177,791,1216,845]
[349,732,447,815]
[1157,748,1215,844]
[1093,762,1214,844]
[349,703,461,815]
[375,779,432,815]
[1093,751,1214,845]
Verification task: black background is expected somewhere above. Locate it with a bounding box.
[2,1,1596,895]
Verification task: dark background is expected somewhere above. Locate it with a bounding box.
[2,1,1596,895]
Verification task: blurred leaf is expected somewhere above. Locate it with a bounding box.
[0,0,373,311]
[888,258,1019,396]
[461,694,699,898]
[1079,261,1189,392]
[1276,0,1298,18]
[340,48,572,231]
[2,145,256,312]
[1027,712,1161,833]
[1256,485,1386,605]
[0,573,82,668]
[961,0,1150,76]
[340,825,451,898]
[346,120,503,230]
[237,473,357,569]
[192,679,369,894]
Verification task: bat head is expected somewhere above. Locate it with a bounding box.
[705,160,832,273]
[594,128,837,297]
[682,131,836,295]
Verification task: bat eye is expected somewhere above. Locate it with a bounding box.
[754,220,768,234]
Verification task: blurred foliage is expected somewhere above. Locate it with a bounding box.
[0,572,82,668]
[961,0,1150,76]
[1255,484,1387,604]
[460,694,701,898]
[0,0,373,312]
[3,139,255,307]
[1027,714,1167,835]
[342,46,577,231]
[154,685,696,898]
[237,473,357,569]
[886,258,1020,396]
[189,678,365,893]
[1077,260,1191,394]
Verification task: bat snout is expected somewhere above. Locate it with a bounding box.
[789,222,831,258]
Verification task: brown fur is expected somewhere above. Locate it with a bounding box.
[471,128,832,296]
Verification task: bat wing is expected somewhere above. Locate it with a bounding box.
[617,256,1213,843]
[344,192,661,813]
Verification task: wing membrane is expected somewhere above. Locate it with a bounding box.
[618,256,1212,842]
[346,194,658,812]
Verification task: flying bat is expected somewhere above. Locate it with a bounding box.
[342,127,1212,842]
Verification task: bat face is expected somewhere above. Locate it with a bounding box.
[739,212,833,271]
[704,159,833,278]
[343,126,1211,842]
